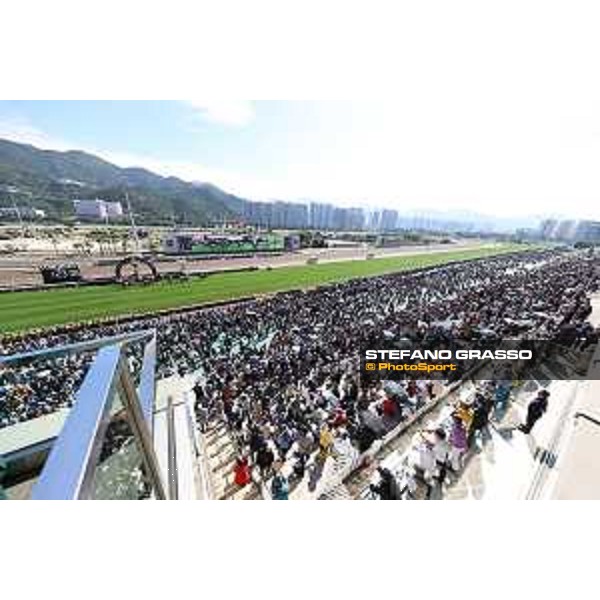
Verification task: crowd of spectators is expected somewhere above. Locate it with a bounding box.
[369,379,511,499]
[1,248,598,499]
[369,381,554,500]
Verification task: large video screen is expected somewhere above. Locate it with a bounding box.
[188,235,284,255]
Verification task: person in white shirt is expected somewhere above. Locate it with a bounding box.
[407,432,436,497]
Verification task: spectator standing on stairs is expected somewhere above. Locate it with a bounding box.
[494,379,511,419]
[256,443,275,480]
[431,427,450,485]
[518,389,550,434]
[468,393,492,447]
[233,456,252,487]
[318,423,334,460]
[449,414,468,472]
[271,468,289,500]
[369,466,402,500]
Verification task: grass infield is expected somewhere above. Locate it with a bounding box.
[0,244,528,334]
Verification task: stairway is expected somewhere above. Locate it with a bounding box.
[200,422,261,500]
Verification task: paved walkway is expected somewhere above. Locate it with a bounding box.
[444,379,580,500]
[443,292,600,500]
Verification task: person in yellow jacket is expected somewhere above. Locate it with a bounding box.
[454,401,474,436]
[318,423,334,460]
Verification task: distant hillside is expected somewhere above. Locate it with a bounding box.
[0,138,247,224]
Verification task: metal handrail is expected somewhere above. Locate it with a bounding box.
[137,334,157,429]
[0,329,155,367]
[166,396,178,500]
[574,412,600,428]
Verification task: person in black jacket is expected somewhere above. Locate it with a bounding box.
[256,444,275,480]
[468,393,492,447]
[518,390,550,434]
[369,467,402,500]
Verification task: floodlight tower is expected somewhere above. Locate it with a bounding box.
[125,191,141,254]
[10,195,25,235]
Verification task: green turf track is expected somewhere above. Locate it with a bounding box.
[0,244,528,334]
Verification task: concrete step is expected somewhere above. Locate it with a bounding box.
[320,484,352,500]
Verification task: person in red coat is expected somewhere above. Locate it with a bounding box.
[382,396,396,418]
[330,405,348,428]
[233,456,251,487]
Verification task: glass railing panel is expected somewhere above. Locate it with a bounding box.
[0,353,95,498]
[1,330,167,500]
[87,383,154,500]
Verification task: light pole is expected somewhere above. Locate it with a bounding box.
[125,191,141,254]
[10,194,26,236]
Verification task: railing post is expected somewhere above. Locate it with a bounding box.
[31,345,122,500]
[118,357,167,500]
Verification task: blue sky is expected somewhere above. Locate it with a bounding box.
[0,101,360,202]
[1,100,600,219]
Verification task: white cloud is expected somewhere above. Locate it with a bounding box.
[0,118,74,152]
[184,100,254,126]
[105,149,271,199]
[3,88,600,222]
[0,115,269,199]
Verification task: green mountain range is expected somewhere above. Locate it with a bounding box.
[0,138,247,224]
